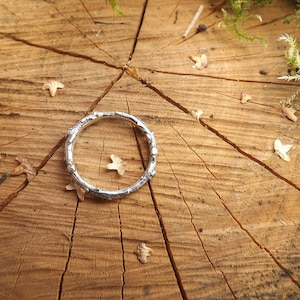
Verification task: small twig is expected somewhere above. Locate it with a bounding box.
[182,4,204,38]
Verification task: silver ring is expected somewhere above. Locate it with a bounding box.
[65,112,157,200]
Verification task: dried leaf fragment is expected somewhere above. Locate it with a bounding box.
[107,154,127,176]
[274,139,292,162]
[189,54,208,70]
[123,65,140,80]
[135,243,153,264]
[42,80,64,97]
[65,181,86,201]
[10,156,36,181]
[191,109,203,120]
[240,92,252,104]
[281,104,298,122]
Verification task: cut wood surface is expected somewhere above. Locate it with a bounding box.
[0,0,299,299]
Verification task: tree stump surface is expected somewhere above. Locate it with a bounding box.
[0,1,299,299]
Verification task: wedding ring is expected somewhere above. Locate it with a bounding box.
[65,112,157,200]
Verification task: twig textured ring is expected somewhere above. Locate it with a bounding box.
[65,112,157,200]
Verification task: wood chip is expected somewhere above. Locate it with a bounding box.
[240,92,252,104]
[274,139,292,162]
[106,154,127,176]
[65,181,86,201]
[191,109,203,120]
[189,54,208,70]
[281,105,298,122]
[135,243,153,264]
[10,156,36,182]
[42,80,64,97]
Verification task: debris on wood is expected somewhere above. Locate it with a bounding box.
[259,69,268,75]
[42,80,64,97]
[189,54,208,70]
[123,65,140,80]
[10,156,36,182]
[0,172,9,185]
[106,154,127,176]
[135,243,153,264]
[196,24,207,33]
[240,92,252,104]
[191,109,203,120]
[274,139,292,162]
[281,104,298,122]
[182,4,204,38]
[66,181,86,202]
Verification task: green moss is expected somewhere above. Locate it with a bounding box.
[220,0,277,45]
[108,0,124,16]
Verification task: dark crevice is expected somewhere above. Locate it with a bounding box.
[58,198,80,300]
[144,68,300,87]
[147,180,188,300]
[0,32,121,70]
[162,149,216,271]
[167,121,217,179]
[129,105,188,299]
[117,203,126,300]
[44,0,116,60]
[199,119,300,191]
[140,79,190,114]
[219,268,238,300]
[139,79,300,192]
[127,0,149,63]
[0,136,66,212]
[36,135,67,173]
[0,180,27,212]
[212,187,300,290]
[87,70,124,113]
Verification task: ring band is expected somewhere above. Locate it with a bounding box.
[65,112,157,200]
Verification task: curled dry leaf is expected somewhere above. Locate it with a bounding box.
[42,80,64,97]
[189,54,208,70]
[106,154,127,176]
[10,156,36,181]
[66,181,86,201]
[191,109,203,121]
[281,104,298,122]
[240,92,252,104]
[274,139,292,162]
[135,243,153,264]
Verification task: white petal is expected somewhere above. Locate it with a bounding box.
[274,139,292,162]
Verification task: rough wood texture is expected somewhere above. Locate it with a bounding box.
[0,0,299,299]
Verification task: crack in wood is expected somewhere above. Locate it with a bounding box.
[130,111,188,299]
[143,68,300,87]
[44,0,116,60]
[87,70,124,113]
[0,180,27,212]
[0,32,121,70]
[0,136,66,211]
[117,202,126,300]
[162,150,217,270]
[147,180,188,300]
[58,198,80,300]
[127,0,149,63]
[198,119,300,191]
[219,268,238,300]
[138,78,300,192]
[78,0,95,24]
[212,187,300,290]
[166,122,217,179]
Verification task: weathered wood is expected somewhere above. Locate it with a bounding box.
[0,0,300,299]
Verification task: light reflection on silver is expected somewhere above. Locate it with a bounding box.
[65,112,157,200]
